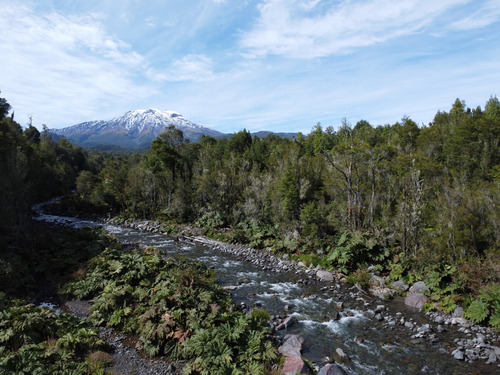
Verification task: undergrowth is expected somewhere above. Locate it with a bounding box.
[0,300,111,374]
[63,246,278,374]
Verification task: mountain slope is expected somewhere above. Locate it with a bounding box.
[52,109,224,149]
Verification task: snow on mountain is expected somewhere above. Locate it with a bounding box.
[52,109,223,149]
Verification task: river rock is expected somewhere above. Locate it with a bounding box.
[370,274,385,287]
[408,281,429,295]
[391,280,409,292]
[452,349,465,360]
[488,351,498,363]
[452,306,464,318]
[405,293,428,309]
[282,355,310,375]
[316,270,334,281]
[370,287,397,300]
[318,363,346,375]
[277,316,299,330]
[279,335,304,357]
[332,348,350,364]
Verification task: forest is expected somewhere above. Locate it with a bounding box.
[2,93,500,320]
[0,93,499,372]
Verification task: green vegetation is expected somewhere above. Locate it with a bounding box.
[59,96,499,326]
[0,302,110,374]
[0,223,115,374]
[63,246,278,374]
[465,284,500,327]
[0,88,499,375]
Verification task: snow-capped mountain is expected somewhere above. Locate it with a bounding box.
[52,109,224,149]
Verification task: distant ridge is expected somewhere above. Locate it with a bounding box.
[250,131,298,139]
[51,109,224,149]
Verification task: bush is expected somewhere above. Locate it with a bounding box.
[0,303,109,374]
[346,268,371,288]
[326,231,389,273]
[465,283,500,327]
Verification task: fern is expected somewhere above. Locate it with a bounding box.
[490,312,500,328]
[465,300,489,323]
[478,283,500,304]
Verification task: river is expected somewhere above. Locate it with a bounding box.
[34,208,498,375]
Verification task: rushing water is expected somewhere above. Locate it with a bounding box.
[35,210,496,375]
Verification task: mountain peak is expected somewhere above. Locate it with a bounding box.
[52,109,223,149]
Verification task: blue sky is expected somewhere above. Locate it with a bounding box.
[1,0,499,134]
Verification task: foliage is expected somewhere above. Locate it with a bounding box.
[465,300,490,324]
[326,231,390,273]
[465,284,500,327]
[64,246,278,372]
[0,303,110,374]
[346,268,372,288]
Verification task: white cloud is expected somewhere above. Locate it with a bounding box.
[148,54,215,82]
[449,0,500,30]
[0,3,149,127]
[240,0,470,58]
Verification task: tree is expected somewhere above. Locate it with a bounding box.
[0,92,11,119]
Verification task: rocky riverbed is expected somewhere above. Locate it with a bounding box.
[116,218,500,374]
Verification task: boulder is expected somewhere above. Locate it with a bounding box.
[276,315,299,330]
[331,311,340,321]
[405,293,428,309]
[391,280,409,292]
[279,335,304,357]
[318,364,346,375]
[282,355,310,375]
[316,270,335,282]
[370,287,397,300]
[332,348,350,364]
[409,281,429,295]
[370,274,385,288]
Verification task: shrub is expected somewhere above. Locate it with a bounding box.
[465,283,500,327]
[346,268,371,288]
[0,304,109,374]
[326,231,389,273]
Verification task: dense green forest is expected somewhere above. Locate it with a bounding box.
[1,93,499,328]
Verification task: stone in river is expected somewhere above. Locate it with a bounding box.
[276,316,299,330]
[282,355,310,374]
[332,348,350,364]
[278,335,304,357]
[318,363,346,375]
[488,350,498,363]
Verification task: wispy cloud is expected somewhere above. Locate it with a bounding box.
[0,3,149,125]
[448,0,500,30]
[240,0,469,58]
[148,54,215,82]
